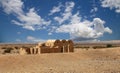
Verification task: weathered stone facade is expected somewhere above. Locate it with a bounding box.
[19,40,74,54]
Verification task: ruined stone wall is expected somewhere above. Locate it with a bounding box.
[17,39,74,55]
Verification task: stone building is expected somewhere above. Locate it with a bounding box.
[19,40,74,55]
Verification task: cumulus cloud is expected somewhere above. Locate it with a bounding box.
[54,1,75,24]
[0,0,113,41]
[101,0,120,13]
[49,3,62,15]
[70,12,81,24]
[0,0,23,15]
[104,27,112,33]
[48,1,112,41]
[0,0,51,31]
[47,26,57,35]
[27,36,46,42]
[56,18,112,40]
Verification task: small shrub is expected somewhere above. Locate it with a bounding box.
[93,46,106,49]
[83,46,89,49]
[106,44,112,48]
[14,46,19,49]
[93,47,96,49]
[2,47,6,49]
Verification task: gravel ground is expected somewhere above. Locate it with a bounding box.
[0,47,120,73]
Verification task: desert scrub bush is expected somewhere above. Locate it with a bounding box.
[83,46,89,49]
[93,46,106,49]
[106,44,112,48]
[2,47,6,49]
[14,46,19,49]
[93,47,97,49]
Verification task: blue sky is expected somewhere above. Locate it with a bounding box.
[0,0,120,43]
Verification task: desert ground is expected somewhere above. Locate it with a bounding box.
[0,47,120,73]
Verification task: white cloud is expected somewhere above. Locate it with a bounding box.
[90,7,98,13]
[90,7,98,17]
[48,32,52,35]
[0,0,51,31]
[0,0,23,15]
[70,12,81,24]
[0,1,113,41]
[54,1,75,24]
[16,39,21,42]
[27,36,46,42]
[48,1,112,40]
[93,18,105,33]
[104,27,112,33]
[47,26,57,35]
[15,8,51,30]
[49,3,62,15]
[56,18,112,40]
[101,0,120,13]
[23,25,35,31]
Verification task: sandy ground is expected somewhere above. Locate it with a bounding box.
[0,47,120,73]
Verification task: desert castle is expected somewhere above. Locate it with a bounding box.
[19,39,74,55]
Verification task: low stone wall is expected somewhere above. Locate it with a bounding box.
[20,46,74,54]
[40,46,74,53]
